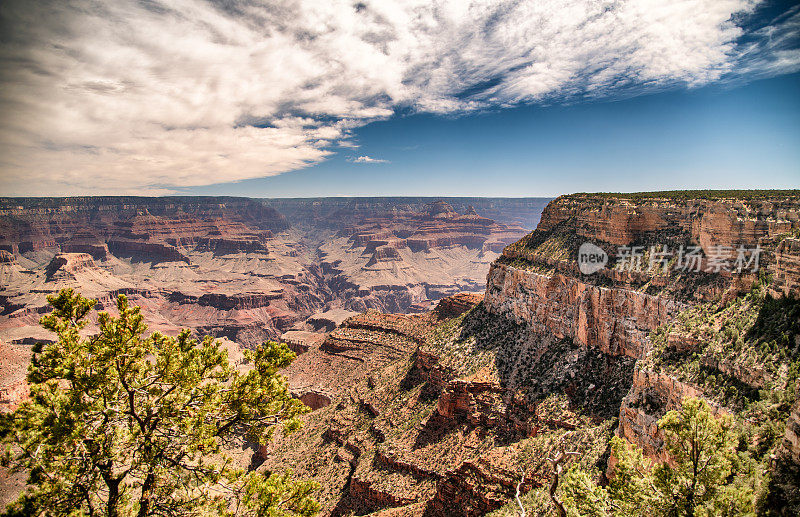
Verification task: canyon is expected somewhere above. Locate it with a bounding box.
[2,191,800,515]
[258,191,800,516]
[0,196,544,352]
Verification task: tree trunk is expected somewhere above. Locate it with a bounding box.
[549,463,567,517]
[106,477,120,517]
[137,473,155,517]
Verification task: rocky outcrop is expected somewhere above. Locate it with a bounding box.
[783,384,800,462]
[430,458,520,517]
[45,253,99,279]
[773,238,800,298]
[107,239,189,263]
[349,478,417,509]
[365,246,402,266]
[195,292,282,310]
[306,309,360,332]
[192,236,269,255]
[296,390,332,410]
[537,193,800,256]
[615,368,725,462]
[432,293,483,319]
[61,242,109,260]
[426,200,458,219]
[484,263,680,359]
[280,330,326,354]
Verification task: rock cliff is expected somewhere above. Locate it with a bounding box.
[484,265,680,358]
[773,237,800,298]
[495,192,800,466]
[3,191,799,514]
[258,190,800,516]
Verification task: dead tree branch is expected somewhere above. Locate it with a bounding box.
[515,467,527,517]
[548,433,579,517]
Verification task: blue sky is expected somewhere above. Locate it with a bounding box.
[187,72,800,198]
[0,0,798,196]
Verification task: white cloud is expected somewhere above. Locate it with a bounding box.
[0,0,796,195]
[350,155,389,164]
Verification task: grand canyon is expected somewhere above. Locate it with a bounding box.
[0,196,546,348]
[2,2,799,515]
[2,191,799,515]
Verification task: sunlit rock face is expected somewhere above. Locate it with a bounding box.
[773,238,800,298]
[484,264,680,359]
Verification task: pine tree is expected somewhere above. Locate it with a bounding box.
[1,288,319,516]
[561,397,755,516]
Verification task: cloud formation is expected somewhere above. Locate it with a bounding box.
[351,156,389,164]
[0,0,797,195]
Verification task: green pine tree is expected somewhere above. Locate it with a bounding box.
[561,397,755,516]
[0,288,319,517]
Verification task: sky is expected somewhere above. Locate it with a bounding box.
[0,0,798,198]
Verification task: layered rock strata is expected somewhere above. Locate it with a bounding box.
[773,237,800,298]
[484,265,680,359]
[481,192,800,508]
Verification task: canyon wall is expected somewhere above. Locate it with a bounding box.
[489,191,800,479]
[484,264,681,358]
[0,197,546,352]
[773,237,800,298]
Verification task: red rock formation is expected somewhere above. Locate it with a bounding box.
[45,253,99,279]
[192,236,269,254]
[773,238,800,298]
[195,292,283,310]
[306,309,360,332]
[61,242,109,260]
[429,456,526,517]
[0,196,287,259]
[366,246,403,266]
[537,193,800,256]
[484,263,680,358]
[107,239,190,263]
[432,293,483,320]
[339,201,527,254]
[616,368,730,462]
[296,390,332,410]
[280,330,326,354]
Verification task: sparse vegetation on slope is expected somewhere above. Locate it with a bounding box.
[644,280,800,411]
